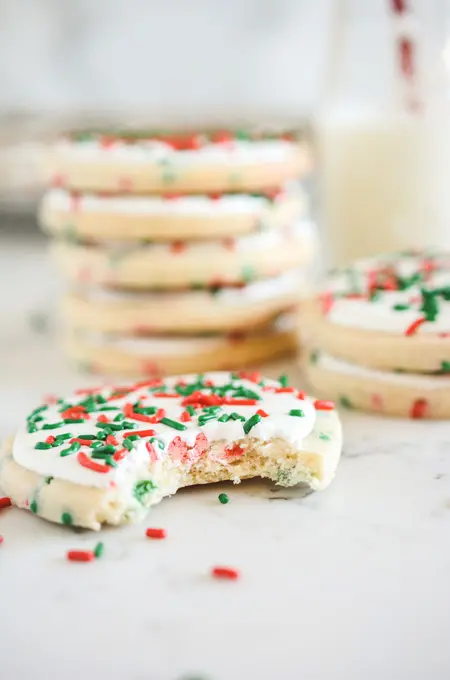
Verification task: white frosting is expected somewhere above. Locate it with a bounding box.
[44,187,293,216]
[55,138,299,167]
[324,252,450,334]
[79,270,306,306]
[94,219,315,255]
[13,372,318,489]
[317,352,450,389]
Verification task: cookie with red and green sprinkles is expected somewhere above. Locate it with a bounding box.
[304,251,450,373]
[64,270,306,335]
[304,349,450,419]
[64,319,298,376]
[50,219,316,290]
[0,371,342,529]
[40,184,306,243]
[48,130,310,194]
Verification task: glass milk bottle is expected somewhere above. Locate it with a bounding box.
[317,0,450,267]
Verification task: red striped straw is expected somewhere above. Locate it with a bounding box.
[389,0,422,112]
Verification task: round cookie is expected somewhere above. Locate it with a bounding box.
[64,271,306,335]
[304,251,450,373]
[65,323,299,376]
[0,372,342,529]
[50,220,316,290]
[40,185,306,242]
[48,131,310,194]
[304,350,450,419]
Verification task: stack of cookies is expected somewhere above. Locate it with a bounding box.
[40,129,315,377]
[303,250,450,419]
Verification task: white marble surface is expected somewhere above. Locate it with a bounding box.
[1,232,450,680]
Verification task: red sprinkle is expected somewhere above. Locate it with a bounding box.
[97,414,109,423]
[152,393,178,398]
[211,566,240,580]
[224,443,244,458]
[405,316,427,336]
[44,394,59,404]
[410,398,428,419]
[320,291,334,315]
[256,409,268,417]
[70,437,95,446]
[170,241,186,254]
[77,451,110,474]
[275,387,296,394]
[123,429,156,438]
[145,441,158,461]
[297,391,306,400]
[0,535,3,546]
[314,400,335,411]
[45,435,56,445]
[105,434,118,446]
[180,410,192,422]
[0,497,12,510]
[67,550,95,563]
[146,528,167,539]
[113,448,128,462]
[238,371,261,383]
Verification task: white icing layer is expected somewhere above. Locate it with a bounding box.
[44,187,298,217]
[324,252,450,335]
[79,270,306,306]
[13,372,319,489]
[317,352,450,389]
[55,138,299,167]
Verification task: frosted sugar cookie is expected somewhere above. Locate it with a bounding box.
[305,251,450,373]
[0,372,342,529]
[64,271,305,335]
[50,220,316,290]
[49,131,310,194]
[304,350,450,419]
[40,185,306,242]
[65,322,298,376]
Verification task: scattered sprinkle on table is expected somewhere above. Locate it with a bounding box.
[218,493,229,504]
[146,527,167,539]
[211,566,240,580]
[0,496,12,510]
[0,535,3,546]
[67,550,95,563]
[94,541,104,558]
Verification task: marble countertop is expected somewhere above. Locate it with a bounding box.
[1,232,450,680]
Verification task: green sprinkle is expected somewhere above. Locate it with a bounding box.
[30,500,38,514]
[243,413,261,434]
[232,386,261,400]
[339,395,353,409]
[54,432,72,441]
[218,414,231,422]
[113,413,125,422]
[61,512,73,525]
[45,476,53,484]
[104,456,117,468]
[230,412,246,421]
[90,442,116,458]
[95,405,120,412]
[96,421,125,431]
[420,288,439,322]
[94,541,104,558]
[319,433,331,441]
[60,441,81,457]
[125,435,140,442]
[149,437,165,450]
[218,493,229,504]
[186,405,195,416]
[133,480,157,503]
[27,424,38,433]
[123,438,134,451]
[393,303,410,311]
[35,442,52,450]
[133,406,157,416]
[441,361,450,373]
[278,374,289,387]
[96,395,107,404]
[289,409,305,417]
[29,404,48,417]
[77,434,96,440]
[64,418,84,424]
[42,422,64,430]
[160,417,187,431]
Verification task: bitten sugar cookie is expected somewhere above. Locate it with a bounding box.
[65,322,298,376]
[305,350,450,419]
[64,271,305,335]
[48,131,310,194]
[0,372,342,529]
[40,185,306,242]
[50,220,316,290]
[305,251,450,373]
